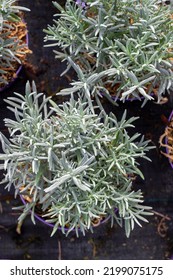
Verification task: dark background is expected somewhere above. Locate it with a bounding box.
[0,0,173,260]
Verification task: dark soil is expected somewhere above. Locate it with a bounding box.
[0,0,173,260]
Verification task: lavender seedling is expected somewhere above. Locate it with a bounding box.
[0,81,154,237]
[44,0,173,105]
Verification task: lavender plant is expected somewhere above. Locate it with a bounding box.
[0,0,30,88]
[0,81,153,237]
[44,0,173,105]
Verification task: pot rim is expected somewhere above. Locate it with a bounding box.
[19,195,114,231]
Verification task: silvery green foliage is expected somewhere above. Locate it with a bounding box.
[0,0,29,27]
[0,81,153,237]
[0,0,30,87]
[44,0,173,104]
